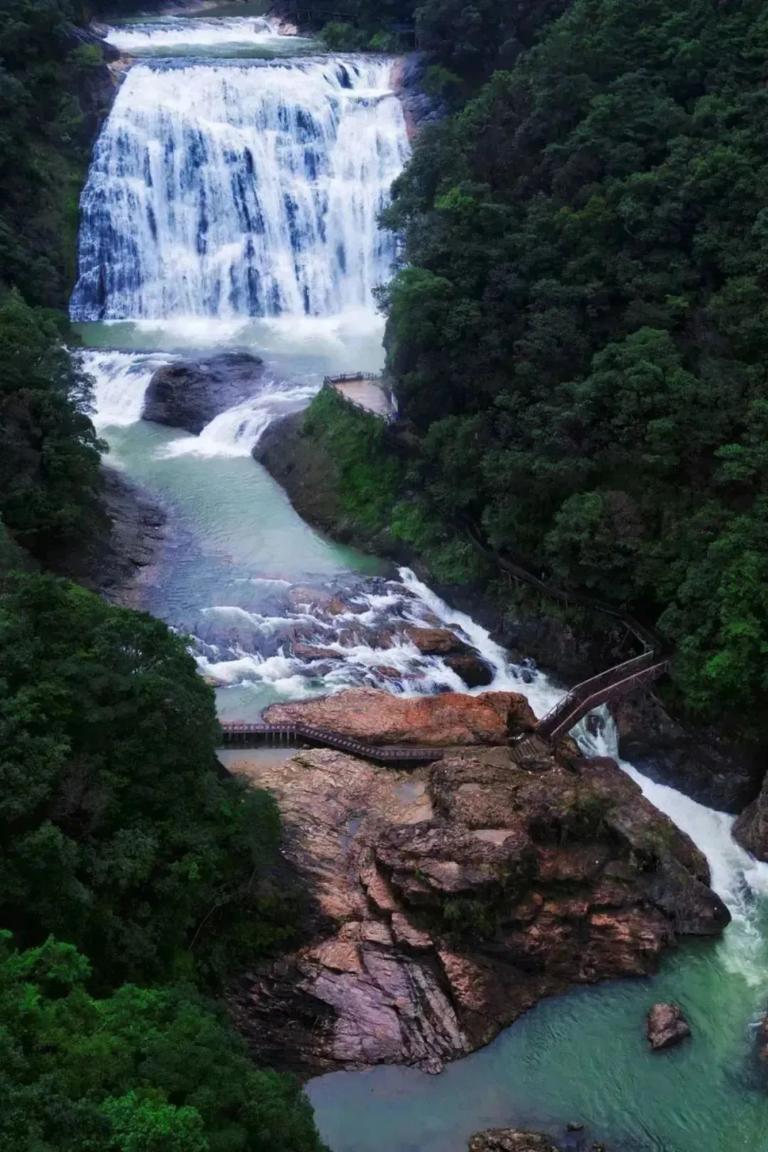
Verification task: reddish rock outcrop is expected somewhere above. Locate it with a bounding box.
[401,626,494,687]
[646,1002,691,1050]
[263,687,536,746]
[228,745,728,1076]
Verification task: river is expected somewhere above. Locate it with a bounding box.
[72,11,768,1151]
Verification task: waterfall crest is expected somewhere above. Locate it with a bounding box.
[70,57,410,322]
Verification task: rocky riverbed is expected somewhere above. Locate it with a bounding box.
[227,730,728,1077]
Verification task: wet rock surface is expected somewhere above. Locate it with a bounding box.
[646,1001,691,1050]
[392,53,446,139]
[733,777,768,861]
[614,693,764,814]
[263,687,536,746]
[142,352,265,433]
[48,466,166,607]
[227,744,728,1076]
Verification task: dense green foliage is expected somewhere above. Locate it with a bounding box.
[0,291,102,557]
[0,0,110,559]
[0,932,326,1152]
[319,0,567,85]
[0,0,105,307]
[384,0,768,737]
[303,387,485,582]
[0,572,297,988]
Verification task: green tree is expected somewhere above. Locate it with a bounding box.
[0,574,297,987]
[0,932,327,1152]
[384,0,768,738]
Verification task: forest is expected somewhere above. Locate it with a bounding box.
[382,0,768,740]
[0,2,325,1147]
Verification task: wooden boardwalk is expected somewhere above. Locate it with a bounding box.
[536,651,668,742]
[219,721,447,763]
[219,652,668,758]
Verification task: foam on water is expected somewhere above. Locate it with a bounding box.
[103,15,311,54]
[162,378,318,457]
[78,348,170,427]
[579,710,768,983]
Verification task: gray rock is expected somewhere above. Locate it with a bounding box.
[142,352,265,433]
[646,1002,691,1050]
[614,693,763,814]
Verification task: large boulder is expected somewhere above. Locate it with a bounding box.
[646,1002,691,1050]
[228,745,728,1076]
[142,352,264,433]
[732,764,768,859]
[402,625,494,688]
[263,687,536,746]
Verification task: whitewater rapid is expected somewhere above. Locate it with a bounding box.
[82,341,768,960]
[103,15,310,54]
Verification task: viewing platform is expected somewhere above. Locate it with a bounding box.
[323,373,397,422]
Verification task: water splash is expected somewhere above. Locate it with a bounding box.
[578,709,768,985]
[161,378,318,457]
[71,57,410,322]
[78,348,170,428]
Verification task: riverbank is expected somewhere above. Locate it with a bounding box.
[47,465,168,607]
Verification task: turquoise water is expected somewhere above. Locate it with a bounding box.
[309,938,768,1152]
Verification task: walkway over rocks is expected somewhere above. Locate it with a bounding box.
[219,721,445,762]
[219,652,668,756]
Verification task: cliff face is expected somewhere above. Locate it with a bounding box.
[228,743,728,1076]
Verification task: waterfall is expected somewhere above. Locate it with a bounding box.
[78,349,169,428]
[102,15,304,55]
[70,57,410,322]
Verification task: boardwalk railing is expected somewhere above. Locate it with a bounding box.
[536,655,669,743]
[323,373,397,423]
[221,654,669,759]
[219,721,446,763]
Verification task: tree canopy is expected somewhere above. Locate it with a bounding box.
[0,572,298,988]
[0,932,326,1152]
[383,0,768,737]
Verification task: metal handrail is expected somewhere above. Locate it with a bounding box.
[219,720,446,762]
[536,651,657,735]
[542,660,669,742]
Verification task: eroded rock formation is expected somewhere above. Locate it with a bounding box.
[263,687,536,746]
[468,1131,559,1152]
[228,743,728,1075]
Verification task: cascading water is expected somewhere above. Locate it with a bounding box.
[102,15,309,55]
[70,57,410,322]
